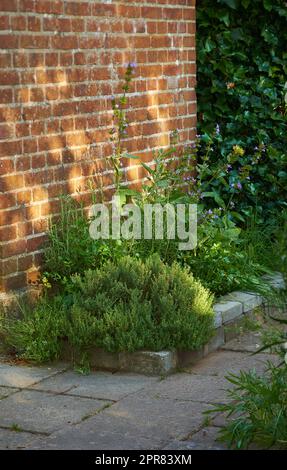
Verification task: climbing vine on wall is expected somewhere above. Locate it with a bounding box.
[196,0,287,219]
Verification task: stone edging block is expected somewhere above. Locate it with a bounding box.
[213,300,243,324]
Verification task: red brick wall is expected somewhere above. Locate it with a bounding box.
[0,0,196,292]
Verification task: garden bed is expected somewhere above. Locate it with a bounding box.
[60,273,285,376]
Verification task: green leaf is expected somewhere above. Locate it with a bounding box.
[141,162,155,176]
[219,0,238,9]
[122,153,140,160]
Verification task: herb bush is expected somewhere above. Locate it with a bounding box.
[0,297,67,363]
[197,0,287,219]
[1,255,214,362]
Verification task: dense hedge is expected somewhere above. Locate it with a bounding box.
[197,0,287,219]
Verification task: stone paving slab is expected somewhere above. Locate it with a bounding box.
[0,362,68,388]
[103,394,211,442]
[0,429,36,450]
[163,427,227,450]
[222,331,264,353]
[28,398,210,450]
[187,350,277,377]
[143,373,231,404]
[28,414,164,450]
[32,371,159,401]
[0,390,110,434]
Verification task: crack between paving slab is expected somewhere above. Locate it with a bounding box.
[74,401,114,424]
[174,410,225,444]
[145,396,230,406]
[24,365,72,389]
[0,424,50,437]
[0,387,21,400]
[21,386,116,403]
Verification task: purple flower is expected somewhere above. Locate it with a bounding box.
[226,164,232,171]
[237,182,242,190]
[128,62,137,69]
[215,123,220,136]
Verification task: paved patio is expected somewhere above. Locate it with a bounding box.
[0,332,275,450]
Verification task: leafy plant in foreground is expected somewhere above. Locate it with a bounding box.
[207,312,287,449]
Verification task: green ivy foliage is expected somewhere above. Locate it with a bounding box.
[197,0,287,219]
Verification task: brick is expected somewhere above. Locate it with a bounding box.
[51,36,78,50]
[0,124,14,140]
[45,52,58,67]
[0,141,22,157]
[1,239,27,258]
[18,254,33,272]
[0,258,18,277]
[29,52,44,67]
[23,105,50,121]
[15,155,31,172]
[23,138,38,154]
[2,273,27,291]
[17,189,32,205]
[27,234,46,252]
[27,16,41,32]
[18,0,36,12]
[0,71,19,85]
[0,15,10,30]
[20,35,49,49]
[0,52,11,67]
[34,0,63,15]
[0,193,16,210]
[0,0,17,11]
[0,226,17,243]
[141,6,162,19]
[0,158,14,175]
[11,16,26,31]
[65,1,90,16]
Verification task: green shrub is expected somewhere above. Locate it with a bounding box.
[67,255,215,353]
[197,0,287,219]
[0,296,67,363]
[1,256,214,363]
[185,216,272,297]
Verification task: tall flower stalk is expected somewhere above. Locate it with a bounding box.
[109,63,137,192]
